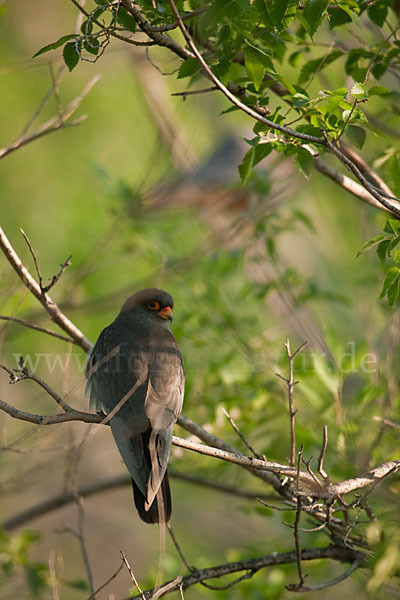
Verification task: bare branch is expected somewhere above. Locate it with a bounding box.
[120,551,146,600]
[0,398,101,426]
[20,229,44,289]
[289,559,363,592]
[120,0,194,60]
[0,226,92,351]
[0,76,100,161]
[276,339,308,467]
[1,358,74,412]
[2,471,277,532]
[129,546,366,599]
[42,255,72,293]
[373,415,400,431]
[287,446,306,591]
[58,510,95,596]
[85,560,124,600]
[313,156,399,216]
[0,397,398,500]
[0,314,76,344]
[177,414,285,494]
[222,407,261,459]
[167,523,193,573]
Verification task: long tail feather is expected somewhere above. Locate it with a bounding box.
[131,471,171,524]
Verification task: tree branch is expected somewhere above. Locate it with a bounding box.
[0,314,76,344]
[0,76,100,161]
[0,395,398,501]
[128,546,366,599]
[0,226,92,351]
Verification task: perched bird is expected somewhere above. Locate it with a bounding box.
[86,289,184,523]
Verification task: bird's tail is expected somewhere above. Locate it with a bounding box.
[131,471,172,524]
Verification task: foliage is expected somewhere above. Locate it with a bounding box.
[357,219,400,306]
[0,530,49,598]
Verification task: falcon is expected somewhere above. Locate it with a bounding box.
[86,288,184,523]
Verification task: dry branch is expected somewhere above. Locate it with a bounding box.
[0,227,91,351]
[128,546,366,599]
[0,76,100,160]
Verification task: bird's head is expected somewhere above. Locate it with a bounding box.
[120,288,174,324]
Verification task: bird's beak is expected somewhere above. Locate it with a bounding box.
[158,306,173,321]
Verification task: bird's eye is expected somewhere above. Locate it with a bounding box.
[147,301,160,310]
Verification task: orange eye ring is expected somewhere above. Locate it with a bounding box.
[147,301,160,310]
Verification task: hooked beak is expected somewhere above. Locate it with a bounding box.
[158,305,173,321]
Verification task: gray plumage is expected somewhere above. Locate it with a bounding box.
[86,288,184,523]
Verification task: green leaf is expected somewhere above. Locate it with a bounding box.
[379,267,400,305]
[387,272,400,306]
[298,50,343,85]
[368,85,391,96]
[32,34,78,58]
[300,0,330,38]
[253,143,273,165]
[115,6,137,33]
[345,49,372,80]
[377,239,390,261]
[350,82,366,98]
[238,143,272,184]
[63,41,80,72]
[293,147,313,178]
[177,57,201,79]
[383,220,399,235]
[346,125,366,149]
[265,0,298,30]
[238,147,255,184]
[296,124,323,138]
[368,2,388,27]
[84,38,99,56]
[244,44,275,91]
[355,235,385,258]
[81,19,93,35]
[328,6,353,28]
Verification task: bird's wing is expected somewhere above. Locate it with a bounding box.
[143,338,185,507]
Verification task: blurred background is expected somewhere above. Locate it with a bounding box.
[0,1,399,599]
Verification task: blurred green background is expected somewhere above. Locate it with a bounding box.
[1,1,399,599]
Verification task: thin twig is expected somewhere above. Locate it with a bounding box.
[74,498,95,596]
[0,314,76,344]
[166,523,193,572]
[290,559,362,592]
[0,226,92,350]
[58,522,95,595]
[0,76,100,161]
[0,359,75,413]
[373,416,400,431]
[85,560,124,600]
[20,229,43,288]
[287,445,306,591]
[2,472,277,531]
[42,255,72,293]
[318,426,329,479]
[276,339,308,467]
[222,408,261,459]
[120,551,145,600]
[171,86,218,98]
